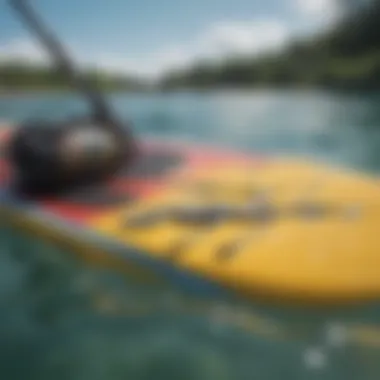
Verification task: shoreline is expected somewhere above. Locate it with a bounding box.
[1,86,379,101]
[0,87,151,99]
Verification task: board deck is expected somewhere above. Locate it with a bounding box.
[1,125,380,306]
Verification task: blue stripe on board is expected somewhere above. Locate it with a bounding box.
[0,189,235,302]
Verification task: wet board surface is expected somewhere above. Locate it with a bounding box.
[1,125,380,305]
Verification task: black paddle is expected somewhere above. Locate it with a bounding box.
[7,0,138,195]
[9,0,133,137]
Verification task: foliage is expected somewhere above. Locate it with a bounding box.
[160,0,380,90]
[0,61,146,92]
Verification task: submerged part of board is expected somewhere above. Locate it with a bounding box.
[1,124,380,305]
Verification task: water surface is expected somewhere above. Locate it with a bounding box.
[1,90,380,380]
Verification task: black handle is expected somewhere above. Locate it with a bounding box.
[8,0,126,131]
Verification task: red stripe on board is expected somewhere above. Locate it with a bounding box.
[142,140,267,166]
[0,160,11,183]
[109,178,166,198]
[39,180,157,224]
[40,201,105,224]
[184,150,265,169]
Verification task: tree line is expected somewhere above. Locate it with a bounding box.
[0,60,146,92]
[160,0,380,90]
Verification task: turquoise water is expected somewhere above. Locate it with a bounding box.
[1,90,380,380]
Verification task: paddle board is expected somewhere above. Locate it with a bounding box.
[1,123,380,306]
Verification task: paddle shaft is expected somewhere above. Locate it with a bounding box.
[8,0,132,140]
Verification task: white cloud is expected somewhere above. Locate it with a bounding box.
[0,37,47,63]
[296,0,342,24]
[204,20,290,56]
[0,18,291,78]
[144,19,291,77]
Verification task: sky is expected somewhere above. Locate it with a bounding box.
[0,0,341,78]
